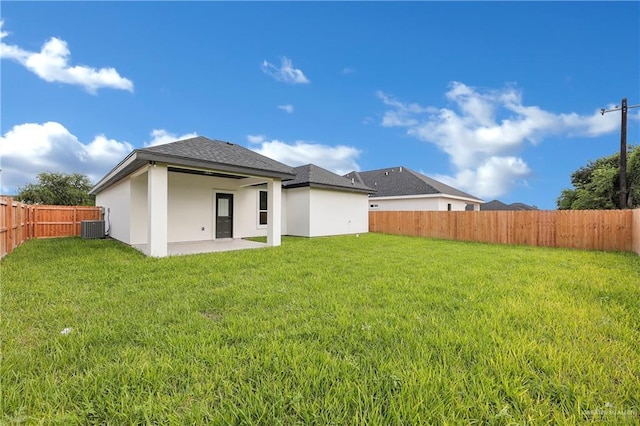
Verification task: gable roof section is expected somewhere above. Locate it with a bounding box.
[283,164,375,194]
[90,136,296,194]
[345,166,482,202]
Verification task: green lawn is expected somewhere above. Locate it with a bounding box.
[2,234,639,424]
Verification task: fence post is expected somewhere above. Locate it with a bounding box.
[0,198,6,257]
[33,205,38,239]
[7,197,14,254]
[26,205,31,239]
[16,201,22,248]
[28,205,35,239]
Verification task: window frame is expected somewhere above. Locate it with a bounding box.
[258,190,268,227]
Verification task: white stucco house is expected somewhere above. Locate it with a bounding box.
[345,166,483,212]
[89,137,373,257]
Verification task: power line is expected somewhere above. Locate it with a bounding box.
[600,98,640,209]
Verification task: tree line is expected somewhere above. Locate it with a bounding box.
[15,172,95,206]
[557,145,639,210]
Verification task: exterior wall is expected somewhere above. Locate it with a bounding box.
[281,190,288,235]
[370,196,476,212]
[233,185,268,239]
[95,178,131,244]
[130,172,148,245]
[166,172,272,242]
[266,179,282,246]
[283,187,368,237]
[147,163,169,257]
[309,189,369,236]
[284,187,311,236]
[167,172,216,243]
[436,198,470,211]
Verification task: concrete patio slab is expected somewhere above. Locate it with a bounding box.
[133,238,267,256]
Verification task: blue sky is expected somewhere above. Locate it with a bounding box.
[1,2,638,209]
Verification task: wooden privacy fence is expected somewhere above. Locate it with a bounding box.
[634,209,640,255]
[0,197,102,258]
[369,209,640,255]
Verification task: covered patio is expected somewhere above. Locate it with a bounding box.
[132,238,267,256]
[90,137,296,257]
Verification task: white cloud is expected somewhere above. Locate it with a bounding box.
[378,82,627,199]
[247,134,266,144]
[278,104,294,114]
[342,67,355,75]
[0,21,133,93]
[434,157,531,200]
[249,136,361,175]
[261,57,310,84]
[144,129,197,147]
[0,122,133,194]
[0,123,196,194]
[376,91,435,127]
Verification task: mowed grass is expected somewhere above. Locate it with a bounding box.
[2,234,639,424]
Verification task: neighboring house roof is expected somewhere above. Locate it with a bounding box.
[90,136,297,195]
[466,199,538,211]
[283,164,375,194]
[345,166,482,202]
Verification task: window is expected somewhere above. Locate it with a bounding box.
[259,191,268,225]
[447,203,452,211]
[217,197,230,217]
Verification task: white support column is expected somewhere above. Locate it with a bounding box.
[147,163,168,257]
[474,203,480,212]
[267,179,282,247]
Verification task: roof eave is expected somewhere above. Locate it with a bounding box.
[136,152,296,180]
[284,182,375,194]
[90,151,297,195]
[370,193,483,203]
[89,151,141,195]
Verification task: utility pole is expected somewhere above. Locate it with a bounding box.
[601,98,640,209]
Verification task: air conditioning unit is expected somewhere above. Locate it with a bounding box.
[81,220,105,239]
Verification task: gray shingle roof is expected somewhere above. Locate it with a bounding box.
[90,136,296,195]
[140,137,295,176]
[465,200,537,211]
[345,166,482,201]
[283,164,375,194]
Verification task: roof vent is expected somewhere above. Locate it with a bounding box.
[400,166,403,172]
[226,142,234,145]
[385,171,389,176]
[351,178,354,184]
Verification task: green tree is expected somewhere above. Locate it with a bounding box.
[557,145,639,210]
[16,172,95,206]
[627,144,640,207]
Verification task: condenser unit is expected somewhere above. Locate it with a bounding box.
[81,220,105,239]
